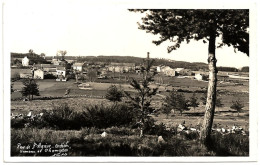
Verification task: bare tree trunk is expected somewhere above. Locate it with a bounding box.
[200,32,217,143]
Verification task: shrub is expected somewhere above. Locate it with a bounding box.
[41,103,86,130]
[206,132,249,156]
[82,103,135,129]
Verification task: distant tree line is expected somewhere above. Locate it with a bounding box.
[46,55,209,71]
[217,66,249,72]
[11,52,50,65]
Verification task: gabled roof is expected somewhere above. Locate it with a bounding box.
[56,66,66,71]
[72,63,84,67]
[35,64,56,68]
[175,68,185,72]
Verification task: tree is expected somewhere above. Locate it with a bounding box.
[105,85,123,103]
[21,78,40,100]
[189,93,199,111]
[215,97,224,110]
[163,89,189,116]
[87,70,97,82]
[130,9,249,142]
[57,50,67,61]
[29,49,34,57]
[40,53,46,59]
[200,92,207,105]
[230,99,244,116]
[161,105,172,119]
[124,53,158,137]
[175,93,190,116]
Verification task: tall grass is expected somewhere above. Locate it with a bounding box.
[11,127,249,156]
[11,103,136,130]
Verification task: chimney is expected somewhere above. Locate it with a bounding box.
[147,52,150,59]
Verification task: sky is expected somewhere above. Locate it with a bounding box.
[4,0,250,68]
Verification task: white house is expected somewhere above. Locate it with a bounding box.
[157,66,162,73]
[56,67,66,77]
[72,63,84,72]
[22,56,29,66]
[34,69,44,79]
[195,73,208,81]
[165,68,176,77]
[175,68,185,74]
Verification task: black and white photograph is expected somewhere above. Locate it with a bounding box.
[1,0,259,163]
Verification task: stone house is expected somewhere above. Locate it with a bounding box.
[33,69,44,79]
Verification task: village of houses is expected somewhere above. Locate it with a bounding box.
[10,52,249,101]
[12,54,216,83]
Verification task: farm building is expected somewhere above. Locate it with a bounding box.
[65,59,74,64]
[56,66,66,77]
[108,63,135,73]
[100,69,108,75]
[178,69,194,76]
[22,56,29,66]
[35,64,57,71]
[175,68,185,74]
[160,66,171,73]
[72,63,85,72]
[195,73,208,81]
[56,66,67,81]
[160,66,176,76]
[33,69,44,79]
[164,68,176,77]
[52,59,62,65]
[156,66,162,73]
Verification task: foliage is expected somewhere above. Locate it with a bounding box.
[82,103,135,129]
[161,104,172,118]
[87,69,97,82]
[164,89,189,115]
[230,99,244,115]
[11,103,135,130]
[130,9,249,55]
[217,66,238,72]
[206,132,249,156]
[240,66,249,72]
[215,97,224,109]
[11,52,50,64]
[57,50,67,61]
[20,78,40,100]
[189,93,199,110]
[11,126,249,156]
[105,85,123,103]
[124,55,158,137]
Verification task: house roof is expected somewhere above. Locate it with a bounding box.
[35,64,56,68]
[175,68,185,72]
[72,63,84,67]
[110,62,135,67]
[56,66,66,71]
[19,69,32,74]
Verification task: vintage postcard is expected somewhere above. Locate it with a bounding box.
[1,0,259,163]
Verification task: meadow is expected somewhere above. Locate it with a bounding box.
[10,74,249,156]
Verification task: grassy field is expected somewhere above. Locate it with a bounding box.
[11,75,249,116]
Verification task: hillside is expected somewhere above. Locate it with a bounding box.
[45,55,209,71]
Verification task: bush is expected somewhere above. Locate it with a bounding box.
[44,74,56,79]
[11,103,136,130]
[82,103,135,129]
[206,132,249,156]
